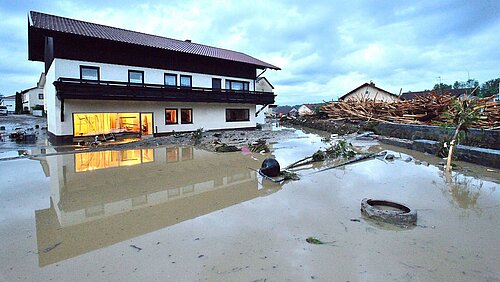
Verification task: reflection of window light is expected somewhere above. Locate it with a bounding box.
[181,147,193,160]
[142,149,154,163]
[166,148,179,162]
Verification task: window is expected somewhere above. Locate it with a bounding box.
[128,70,144,84]
[180,75,192,87]
[38,93,44,100]
[212,78,221,89]
[164,73,177,86]
[181,109,192,124]
[225,80,249,91]
[80,66,99,80]
[226,109,250,122]
[165,109,178,124]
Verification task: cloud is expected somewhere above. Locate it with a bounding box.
[0,0,498,104]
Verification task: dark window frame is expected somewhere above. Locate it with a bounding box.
[180,108,193,124]
[80,65,100,81]
[212,78,222,89]
[225,108,250,122]
[38,93,44,100]
[164,73,177,86]
[226,79,249,91]
[128,70,144,84]
[165,108,178,125]
[180,75,192,87]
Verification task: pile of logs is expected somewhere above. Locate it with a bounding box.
[320,94,500,129]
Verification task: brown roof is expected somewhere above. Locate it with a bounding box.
[29,11,280,70]
[401,88,472,100]
[338,82,396,100]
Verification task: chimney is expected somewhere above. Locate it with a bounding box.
[185,39,191,43]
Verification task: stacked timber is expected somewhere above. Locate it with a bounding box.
[320,94,500,129]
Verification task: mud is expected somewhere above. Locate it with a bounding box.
[0,124,499,281]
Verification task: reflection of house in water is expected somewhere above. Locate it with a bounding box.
[35,147,279,266]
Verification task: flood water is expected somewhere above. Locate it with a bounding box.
[1,127,499,281]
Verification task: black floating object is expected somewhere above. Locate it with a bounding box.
[260,158,280,177]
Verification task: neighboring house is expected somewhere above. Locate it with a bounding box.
[401,88,472,100]
[298,103,322,116]
[288,108,298,116]
[21,73,46,113]
[0,95,16,113]
[27,11,280,144]
[339,81,398,102]
[255,77,274,93]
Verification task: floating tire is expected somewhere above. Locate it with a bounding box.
[360,198,417,226]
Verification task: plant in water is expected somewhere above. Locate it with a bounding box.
[325,139,356,159]
[192,128,204,145]
[442,98,481,172]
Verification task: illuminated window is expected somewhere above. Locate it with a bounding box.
[73,113,140,137]
[226,109,249,122]
[164,73,177,86]
[165,109,178,124]
[80,66,99,80]
[181,108,192,124]
[128,70,144,84]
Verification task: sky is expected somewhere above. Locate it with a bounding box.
[0,0,499,105]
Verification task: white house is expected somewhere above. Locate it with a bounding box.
[21,72,46,113]
[339,81,398,102]
[298,103,322,116]
[28,11,279,144]
[0,94,16,113]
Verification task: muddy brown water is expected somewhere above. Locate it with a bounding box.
[0,127,499,281]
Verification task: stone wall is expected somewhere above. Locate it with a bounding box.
[373,123,500,150]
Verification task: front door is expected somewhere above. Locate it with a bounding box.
[140,113,153,136]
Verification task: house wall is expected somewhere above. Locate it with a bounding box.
[45,62,57,134]
[54,59,255,91]
[1,98,15,113]
[46,58,258,137]
[58,100,256,136]
[255,79,273,92]
[341,85,398,102]
[23,87,44,111]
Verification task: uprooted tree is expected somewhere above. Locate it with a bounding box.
[442,98,481,172]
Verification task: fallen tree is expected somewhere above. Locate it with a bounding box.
[320,94,499,129]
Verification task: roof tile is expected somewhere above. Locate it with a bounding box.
[30,11,280,70]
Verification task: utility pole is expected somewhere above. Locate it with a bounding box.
[437,76,442,95]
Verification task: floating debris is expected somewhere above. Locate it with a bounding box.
[306,237,324,245]
[43,242,62,253]
[130,244,142,252]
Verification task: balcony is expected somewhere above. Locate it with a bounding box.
[53,77,275,104]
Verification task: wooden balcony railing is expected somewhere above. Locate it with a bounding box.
[53,77,275,104]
